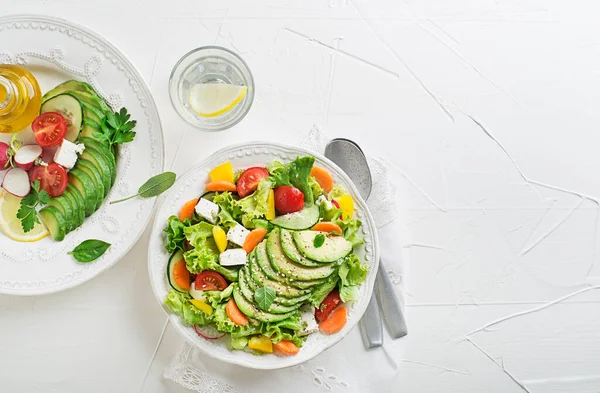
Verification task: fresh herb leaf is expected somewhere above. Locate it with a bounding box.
[96,107,137,149]
[110,171,176,204]
[313,233,325,248]
[254,286,276,311]
[68,239,111,263]
[17,180,49,232]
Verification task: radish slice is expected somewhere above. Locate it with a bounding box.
[194,325,225,340]
[14,145,43,171]
[0,142,10,169]
[2,168,31,197]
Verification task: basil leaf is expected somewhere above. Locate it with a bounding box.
[314,233,325,248]
[111,171,176,204]
[68,239,111,263]
[254,286,276,311]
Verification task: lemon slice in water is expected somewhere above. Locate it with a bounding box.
[189,83,247,118]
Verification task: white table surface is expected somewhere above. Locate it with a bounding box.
[1,1,600,392]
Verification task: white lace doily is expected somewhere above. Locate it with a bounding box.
[164,126,405,393]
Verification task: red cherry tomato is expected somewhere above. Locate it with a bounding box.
[315,289,342,323]
[31,112,67,147]
[29,163,68,197]
[236,167,270,198]
[195,271,228,291]
[274,185,304,215]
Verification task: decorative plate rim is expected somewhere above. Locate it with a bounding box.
[148,141,380,370]
[0,14,166,295]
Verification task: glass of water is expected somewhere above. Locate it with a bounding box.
[169,46,255,132]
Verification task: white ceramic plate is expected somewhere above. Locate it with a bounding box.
[0,15,165,295]
[148,142,379,369]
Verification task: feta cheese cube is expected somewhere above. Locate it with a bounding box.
[219,249,247,266]
[227,224,250,247]
[299,306,319,336]
[195,198,219,223]
[316,195,333,209]
[53,140,84,170]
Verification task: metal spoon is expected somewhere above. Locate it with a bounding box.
[324,138,407,349]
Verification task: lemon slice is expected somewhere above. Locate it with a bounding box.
[0,190,49,242]
[189,83,248,118]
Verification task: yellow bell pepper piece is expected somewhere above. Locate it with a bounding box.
[209,162,234,183]
[266,189,275,220]
[335,195,354,219]
[189,299,213,315]
[212,226,228,253]
[248,335,273,353]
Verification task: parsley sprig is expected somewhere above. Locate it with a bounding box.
[17,180,50,233]
[93,107,137,148]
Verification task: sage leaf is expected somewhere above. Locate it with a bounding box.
[254,286,276,311]
[110,171,176,204]
[68,239,111,263]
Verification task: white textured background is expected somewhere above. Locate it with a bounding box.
[1,1,599,392]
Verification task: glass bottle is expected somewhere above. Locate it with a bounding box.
[0,64,42,134]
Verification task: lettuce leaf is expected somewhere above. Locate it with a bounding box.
[308,175,324,201]
[235,179,272,227]
[337,254,369,302]
[308,274,340,307]
[184,221,214,248]
[317,199,364,247]
[163,215,189,253]
[267,156,315,204]
[259,313,305,347]
[164,289,208,326]
[184,237,239,281]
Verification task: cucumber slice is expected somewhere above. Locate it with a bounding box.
[280,228,328,267]
[167,250,188,293]
[270,205,319,230]
[293,230,353,263]
[39,206,67,241]
[47,196,75,233]
[40,93,83,142]
[68,168,98,217]
[66,90,111,114]
[42,80,95,102]
[76,159,105,209]
[65,184,85,228]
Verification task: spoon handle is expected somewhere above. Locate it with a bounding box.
[376,259,408,339]
[359,293,383,349]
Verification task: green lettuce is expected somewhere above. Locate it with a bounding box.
[164,289,208,326]
[267,156,316,203]
[337,254,369,302]
[184,222,214,248]
[309,274,340,307]
[183,236,238,281]
[213,192,243,221]
[308,175,324,201]
[259,313,305,346]
[164,215,190,253]
[317,199,364,247]
[328,184,347,199]
[235,179,272,227]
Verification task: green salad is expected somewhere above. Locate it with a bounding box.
[163,155,368,356]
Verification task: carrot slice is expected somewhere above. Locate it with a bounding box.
[243,228,268,253]
[205,181,237,192]
[179,198,198,221]
[273,340,300,356]
[172,260,191,291]
[319,305,347,334]
[312,222,343,235]
[310,166,334,193]
[226,298,249,326]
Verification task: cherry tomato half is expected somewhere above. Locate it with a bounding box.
[315,289,342,323]
[274,185,304,215]
[237,167,270,198]
[195,271,228,291]
[29,163,68,197]
[31,112,67,147]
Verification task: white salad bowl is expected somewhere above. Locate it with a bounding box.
[148,142,379,369]
[0,15,165,295]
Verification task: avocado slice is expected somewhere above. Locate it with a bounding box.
[280,228,328,267]
[246,251,311,298]
[232,285,298,323]
[293,230,353,263]
[238,269,300,314]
